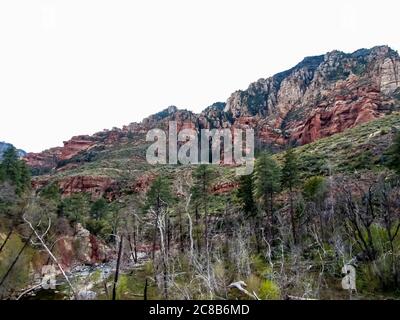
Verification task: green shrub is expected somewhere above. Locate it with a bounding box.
[259,279,280,300]
[116,274,129,300]
[251,255,272,277]
[59,193,91,223]
[302,176,327,202]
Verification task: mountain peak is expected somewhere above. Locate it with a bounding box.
[25,46,400,172]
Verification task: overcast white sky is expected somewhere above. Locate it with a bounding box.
[0,0,399,152]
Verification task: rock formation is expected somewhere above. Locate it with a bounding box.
[0,142,26,160]
[23,46,400,197]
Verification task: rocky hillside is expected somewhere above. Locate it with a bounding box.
[0,142,26,161]
[226,46,400,146]
[24,45,400,197]
[3,46,400,301]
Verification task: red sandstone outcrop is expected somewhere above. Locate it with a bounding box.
[24,46,400,184]
[52,223,113,269]
[293,82,385,144]
[211,181,239,194]
[58,176,116,199]
[60,136,96,160]
[30,175,118,199]
[25,136,96,170]
[132,173,155,194]
[24,147,63,170]
[224,46,400,146]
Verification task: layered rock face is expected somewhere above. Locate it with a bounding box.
[44,223,113,269]
[224,46,400,147]
[25,136,100,172]
[59,136,96,160]
[58,176,117,199]
[24,46,400,197]
[24,147,62,172]
[122,46,400,149]
[31,175,119,200]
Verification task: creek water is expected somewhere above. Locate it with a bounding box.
[21,263,115,300]
[21,252,150,300]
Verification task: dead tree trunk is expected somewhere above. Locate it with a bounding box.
[133,230,138,263]
[254,217,261,254]
[0,229,13,253]
[158,212,169,300]
[0,232,33,288]
[289,186,297,245]
[152,196,161,262]
[144,278,148,300]
[178,210,184,253]
[195,205,201,252]
[112,236,124,300]
[23,215,77,298]
[166,217,171,256]
[127,234,137,263]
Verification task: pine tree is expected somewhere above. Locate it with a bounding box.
[254,153,281,215]
[0,146,30,195]
[236,174,256,217]
[0,147,20,184]
[254,153,281,241]
[144,175,173,212]
[60,193,90,224]
[192,164,215,251]
[281,147,300,244]
[90,198,108,220]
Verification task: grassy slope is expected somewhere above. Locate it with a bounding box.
[33,113,400,197]
[275,112,400,178]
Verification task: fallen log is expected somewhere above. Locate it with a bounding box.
[285,294,317,300]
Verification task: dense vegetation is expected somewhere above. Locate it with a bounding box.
[1,118,400,300]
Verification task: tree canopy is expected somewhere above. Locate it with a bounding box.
[0,146,30,195]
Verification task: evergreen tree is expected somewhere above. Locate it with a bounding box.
[254,153,281,216]
[254,153,281,242]
[281,147,300,244]
[0,146,30,195]
[236,174,257,217]
[302,176,328,240]
[60,193,90,224]
[90,198,109,221]
[192,164,215,251]
[144,175,173,213]
[39,182,61,202]
[83,198,113,236]
[0,147,19,181]
[302,176,327,203]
